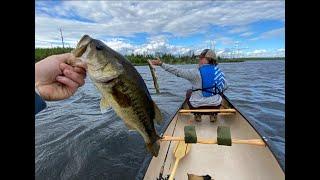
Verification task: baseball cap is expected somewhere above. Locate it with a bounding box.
[199,49,217,60]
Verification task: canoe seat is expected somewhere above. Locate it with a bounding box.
[191,105,221,116]
[179,108,236,115]
[185,89,222,115]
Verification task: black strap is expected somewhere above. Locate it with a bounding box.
[192,86,214,93]
[192,83,223,95]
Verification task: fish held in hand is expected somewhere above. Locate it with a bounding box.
[72,35,163,157]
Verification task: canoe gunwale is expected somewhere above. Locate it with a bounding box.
[222,94,284,172]
[136,100,186,180]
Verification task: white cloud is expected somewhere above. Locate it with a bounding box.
[214,36,235,46]
[252,49,267,54]
[216,48,285,58]
[101,39,135,54]
[87,35,194,56]
[239,32,254,37]
[35,1,285,57]
[228,26,250,34]
[244,49,284,57]
[36,1,284,40]
[250,27,285,41]
[131,36,194,56]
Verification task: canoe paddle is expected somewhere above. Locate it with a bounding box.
[169,141,191,180]
[147,59,160,93]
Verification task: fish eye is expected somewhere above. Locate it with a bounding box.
[96,45,104,51]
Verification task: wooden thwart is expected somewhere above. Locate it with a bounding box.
[161,136,266,146]
[179,109,236,113]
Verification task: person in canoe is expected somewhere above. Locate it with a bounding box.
[150,49,227,122]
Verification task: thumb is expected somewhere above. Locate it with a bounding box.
[55,53,74,63]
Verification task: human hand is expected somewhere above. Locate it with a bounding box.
[149,58,163,66]
[35,53,87,101]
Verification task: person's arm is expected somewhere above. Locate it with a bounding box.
[150,58,198,82]
[222,78,228,92]
[160,63,198,82]
[218,70,228,92]
[35,89,46,114]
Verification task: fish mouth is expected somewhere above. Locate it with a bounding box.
[104,77,117,84]
[72,35,92,57]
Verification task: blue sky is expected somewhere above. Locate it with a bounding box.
[35,1,285,57]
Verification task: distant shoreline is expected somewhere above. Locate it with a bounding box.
[35,47,285,64]
[123,58,285,66]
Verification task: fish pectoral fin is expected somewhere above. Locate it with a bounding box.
[153,102,163,125]
[100,97,111,114]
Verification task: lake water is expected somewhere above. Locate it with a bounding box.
[35,60,285,179]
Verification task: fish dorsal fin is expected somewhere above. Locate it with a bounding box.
[153,102,163,125]
[100,97,111,114]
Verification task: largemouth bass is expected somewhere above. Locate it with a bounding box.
[72,35,163,157]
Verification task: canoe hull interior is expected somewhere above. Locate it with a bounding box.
[143,96,284,180]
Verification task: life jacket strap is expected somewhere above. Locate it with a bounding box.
[191,85,224,95]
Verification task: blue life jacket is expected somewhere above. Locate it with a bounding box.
[198,64,225,97]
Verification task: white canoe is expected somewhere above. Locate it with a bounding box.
[138,95,284,180]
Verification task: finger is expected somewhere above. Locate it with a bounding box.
[60,63,74,72]
[56,76,79,92]
[60,60,87,74]
[63,69,85,86]
[73,58,88,69]
[74,67,86,76]
[65,54,84,66]
[72,68,86,81]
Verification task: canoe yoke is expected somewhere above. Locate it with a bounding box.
[160,127,265,146]
[217,126,232,146]
[184,125,232,146]
[184,126,197,143]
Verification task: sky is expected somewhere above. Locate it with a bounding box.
[35,0,285,57]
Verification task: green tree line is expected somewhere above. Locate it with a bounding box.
[35,47,74,62]
[35,48,284,64]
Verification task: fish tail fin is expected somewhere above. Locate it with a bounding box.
[153,102,163,125]
[146,136,161,157]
